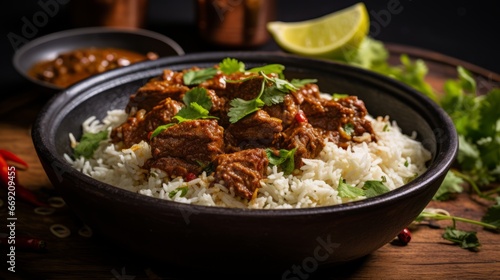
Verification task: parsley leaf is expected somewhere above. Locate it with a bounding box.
[227,72,296,123]
[248,64,285,77]
[183,67,218,85]
[442,226,480,251]
[228,97,265,123]
[150,87,217,138]
[219,57,245,74]
[290,78,318,88]
[169,186,189,198]
[338,178,365,198]
[362,180,390,198]
[74,130,109,159]
[265,148,296,175]
[481,197,500,228]
[433,170,465,201]
[343,123,354,136]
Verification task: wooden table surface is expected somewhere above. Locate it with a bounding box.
[1,47,499,279]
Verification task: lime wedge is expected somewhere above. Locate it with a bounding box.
[267,3,369,59]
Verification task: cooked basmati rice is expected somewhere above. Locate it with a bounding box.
[65,109,431,209]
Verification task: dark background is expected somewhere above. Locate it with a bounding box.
[1,0,499,92]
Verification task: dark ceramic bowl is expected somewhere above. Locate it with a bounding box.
[13,27,184,91]
[32,52,457,274]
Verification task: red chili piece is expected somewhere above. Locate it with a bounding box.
[0,236,46,252]
[0,150,48,207]
[0,150,28,169]
[184,172,197,182]
[397,228,412,245]
[294,110,308,123]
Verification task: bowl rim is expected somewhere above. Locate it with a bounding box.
[32,51,458,217]
[12,26,185,91]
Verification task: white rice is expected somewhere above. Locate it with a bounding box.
[65,109,431,209]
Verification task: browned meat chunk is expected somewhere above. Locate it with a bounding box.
[306,96,376,148]
[111,98,183,148]
[218,75,263,100]
[292,83,324,117]
[224,110,282,152]
[145,157,202,178]
[213,148,269,199]
[126,81,189,112]
[277,120,325,168]
[264,95,298,129]
[150,119,224,167]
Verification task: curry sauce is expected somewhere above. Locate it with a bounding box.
[28,47,158,88]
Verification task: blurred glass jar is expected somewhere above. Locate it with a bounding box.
[71,0,149,28]
[197,0,276,47]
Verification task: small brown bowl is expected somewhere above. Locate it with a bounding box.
[13,27,184,92]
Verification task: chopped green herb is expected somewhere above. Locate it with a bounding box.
[338,178,365,198]
[433,170,464,201]
[150,87,217,139]
[247,64,285,77]
[227,71,297,123]
[331,93,349,100]
[168,186,189,198]
[290,78,318,88]
[265,148,296,175]
[219,57,245,74]
[183,67,218,85]
[362,180,390,198]
[343,123,354,136]
[404,159,409,167]
[442,226,480,251]
[73,130,109,159]
[481,197,500,228]
[382,124,389,132]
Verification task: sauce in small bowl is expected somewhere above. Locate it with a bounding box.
[28,47,158,88]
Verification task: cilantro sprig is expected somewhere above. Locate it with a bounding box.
[265,148,297,175]
[228,72,298,123]
[150,87,217,138]
[74,130,109,159]
[337,177,390,199]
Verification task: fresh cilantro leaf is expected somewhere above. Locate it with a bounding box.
[174,102,217,122]
[182,87,212,110]
[248,64,285,77]
[150,87,218,138]
[332,93,349,100]
[183,67,218,85]
[227,72,296,123]
[481,197,500,229]
[340,37,389,69]
[433,170,465,201]
[442,226,480,251]
[168,186,189,198]
[290,78,318,88]
[362,180,390,198]
[338,178,365,198]
[227,97,265,123]
[150,123,176,139]
[265,148,296,175]
[74,130,108,159]
[260,87,286,106]
[219,57,245,74]
[343,123,354,136]
[404,159,409,167]
[260,73,297,106]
